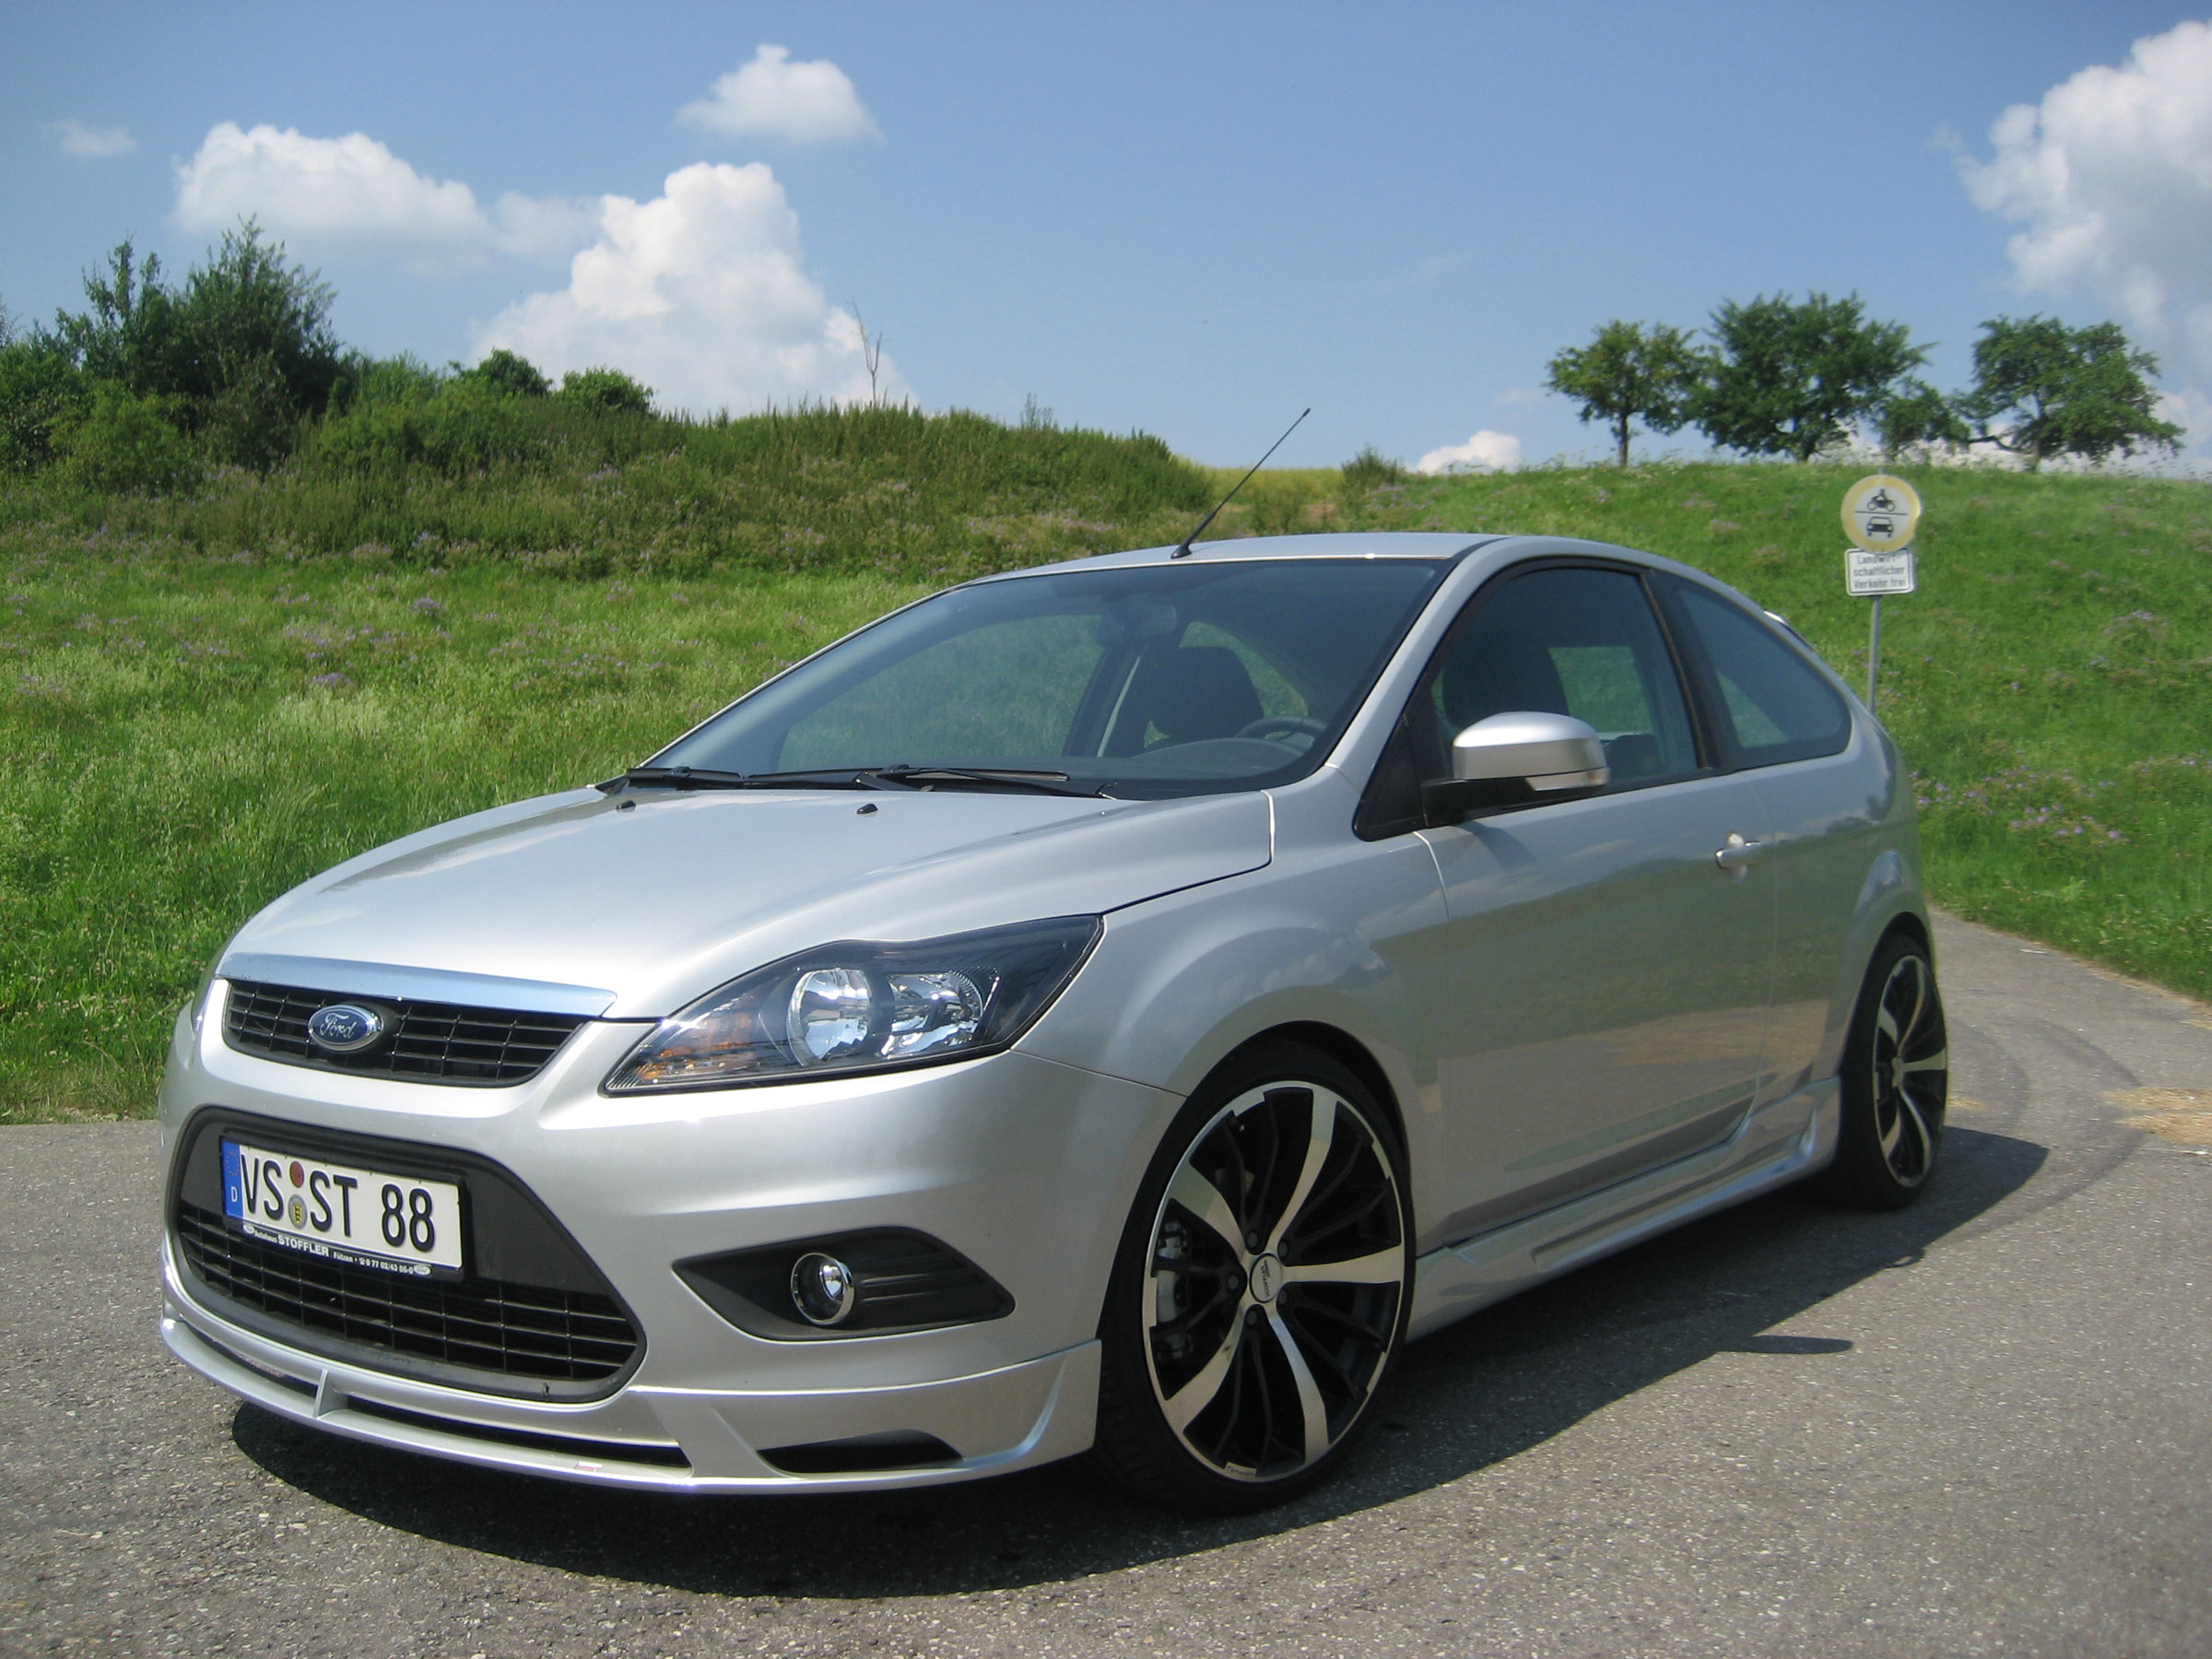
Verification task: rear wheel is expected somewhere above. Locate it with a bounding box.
[1815,932,1948,1209]
[1089,1043,1411,1512]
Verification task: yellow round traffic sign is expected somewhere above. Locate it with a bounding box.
[1841,474,1922,553]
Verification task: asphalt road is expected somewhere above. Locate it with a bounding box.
[5,913,2210,1658]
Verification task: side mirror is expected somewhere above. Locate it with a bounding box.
[1421,712,1610,824]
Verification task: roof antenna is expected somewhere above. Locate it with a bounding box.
[1171,408,1310,558]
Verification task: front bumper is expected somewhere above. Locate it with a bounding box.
[157,986,1176,1491]
[162,1240,1101,1490]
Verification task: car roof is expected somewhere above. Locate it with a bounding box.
[980,531,1509,580]
[962,532,1782,632]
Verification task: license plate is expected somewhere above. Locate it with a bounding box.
[220,1139,464,1277]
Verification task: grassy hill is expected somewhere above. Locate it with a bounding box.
[2,413,2206,1119]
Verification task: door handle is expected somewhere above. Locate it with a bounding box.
[1713,833,1766,879]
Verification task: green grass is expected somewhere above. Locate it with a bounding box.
[3,419,2206,1121]
[0,545,934,1121]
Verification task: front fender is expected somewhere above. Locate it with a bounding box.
[1018,837,1448,1232]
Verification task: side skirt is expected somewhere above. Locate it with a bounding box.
[1406,1076,1841,1340]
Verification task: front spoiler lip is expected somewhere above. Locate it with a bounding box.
[161,1240,1100,1493]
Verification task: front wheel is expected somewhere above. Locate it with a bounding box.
[1814,932,1948,1209]
[1088,1043,1412,1512]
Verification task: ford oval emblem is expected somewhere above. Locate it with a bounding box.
[306,1003,387,1053]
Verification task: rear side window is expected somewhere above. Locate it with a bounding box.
[1669,582,1850,766]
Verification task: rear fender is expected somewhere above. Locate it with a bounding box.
[1816,847,1930,1081]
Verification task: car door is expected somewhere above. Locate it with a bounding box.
[1656,577,1868,1104]
[1403,563,1777,1241]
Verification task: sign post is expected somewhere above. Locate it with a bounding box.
[1841,474,1922,708]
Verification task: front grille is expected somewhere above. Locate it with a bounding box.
[223,980,587,1086]
[175,1201,639,1386]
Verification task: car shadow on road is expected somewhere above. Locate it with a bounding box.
[233,1124,2046,1597]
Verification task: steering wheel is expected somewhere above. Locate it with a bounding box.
[1232,714,1331,741]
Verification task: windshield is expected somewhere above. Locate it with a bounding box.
[647,559,1449,797]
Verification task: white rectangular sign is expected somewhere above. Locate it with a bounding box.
[1845,547,1915,596]
[222,1137,465,1275]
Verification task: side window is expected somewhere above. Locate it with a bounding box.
[1415,567,1699,787]
[1668,582,1850,767]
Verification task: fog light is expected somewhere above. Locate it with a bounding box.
[790,1252,857,1325]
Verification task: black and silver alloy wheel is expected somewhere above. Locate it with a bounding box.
[1868,948,1947,1185]
[1818,933,1948,1209]
[1091,1043,1409,1510]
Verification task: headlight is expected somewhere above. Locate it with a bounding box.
[603,916,1101,1093]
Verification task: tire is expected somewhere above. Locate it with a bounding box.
[1813,931,1949,1209]
[1088,1041,1413,1512]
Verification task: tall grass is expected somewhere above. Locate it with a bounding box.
[8,403,1220,582]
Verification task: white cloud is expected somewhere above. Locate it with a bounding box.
[1494,384,1545,407]
[2156,386,2212,466]
[1413,430,1524,475]
[678,45,880,144]
[47,118,136,159]
[172,123,594,267]
[471,162,905,418]
[1957,20,2212,382]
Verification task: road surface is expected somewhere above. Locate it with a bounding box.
[5,913,2208,1656]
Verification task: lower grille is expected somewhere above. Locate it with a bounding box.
[175,1201,639,1386]
[223,980,586,1087]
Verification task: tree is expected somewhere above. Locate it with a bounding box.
[53,239,182,396]
[0,333,88,472]
[53,224,343,468]
[171,221,342,465]
[1689,291,1926,462]
[1545,320,1697,465]
[1876,378,1969,461]
[461,347,551,399]
[851,301,885,406]
[1959,315,2182,470]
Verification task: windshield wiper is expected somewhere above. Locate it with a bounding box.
[609,767,875,793]
[856,766,1112,797]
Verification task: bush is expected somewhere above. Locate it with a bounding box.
[331,352,441,416]
[1340,446,1406,489]
[53,225,343,471]
[557,367,653,417]
[0,337,89,473]
[460,348,551,399]
[195,357,304,472]
[55,384,200,493]
[312,381,545,475]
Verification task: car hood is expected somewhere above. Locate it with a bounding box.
[219,786,1274,1018]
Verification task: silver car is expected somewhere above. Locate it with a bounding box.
[157,531,1947,1512]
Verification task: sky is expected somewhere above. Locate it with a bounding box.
[5,2,2210,471]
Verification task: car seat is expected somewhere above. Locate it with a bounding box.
[1110,645,1265,752]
